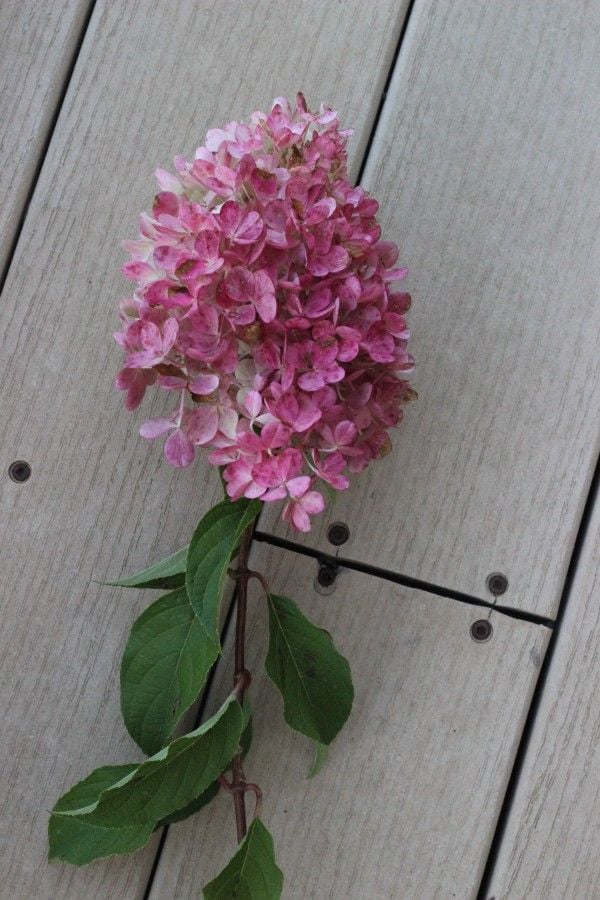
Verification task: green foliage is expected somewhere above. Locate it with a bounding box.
[156,714,253,828]
[107,546,188,590]
[51,489,356,891]
[185,499,260,684]
[156,781,220,828]
[307,742,328,779]
[120,587,211,755]
[265,593,353,745]
[203,819,283,899]
[49,696,243,865]
[117,498,259,758]
[49,765,152,865]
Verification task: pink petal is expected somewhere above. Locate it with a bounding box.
[139,417,174,439]
[286,476,310,499]
[298,371,325,392]
[126,348,162,368]
[225,266,254,302]
[300,490,325,515]
[382,266,409,282]
[205,128,230,152]
[261,486,287,501]
[363,330,395,363]
[218,407,239,440]
[223,459,254,500]
[161,317,179,350]
[290,503,311,532]
[294,398,322,432]
[335,420,358,446]
[261,422,291,449]
[229,304,256,326]
[376,240,399,267]
[323,245,350,272]
[140,321,161,351]
[164,430,195,467]
[209,447,240,465]
[323,363,345,384]
[187,406,218,445]
[255,292,277,323]
[159,375,187,390]
[155,169,182,193]
[115,368,135,390]
[244,482,267,499]
[243,390,262,418]
[305,289,334,318]
[153,245,182,270]
[214,164,238,189]
[218,200,242,236]
[235,211,263,244]
[122,260,156,282]
[189,373,219,395]
[304,197,336,226]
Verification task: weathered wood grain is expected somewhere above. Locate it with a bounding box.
[0,0,92,275]
[487,489,600,899]
[263,0,600,619]
[149,544,550,899]
[0,1,410,896]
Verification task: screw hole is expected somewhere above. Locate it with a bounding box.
[486,572,508,596]
[470,619,493,643]
[314,561,338,595]
[327,522,350,546]
[9,460,31,483]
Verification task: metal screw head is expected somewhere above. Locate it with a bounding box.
[8,460,32,483]
[486,572,508,596]
[327,522,350,546]
[470,619,493,643]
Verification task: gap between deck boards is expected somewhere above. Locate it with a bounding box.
[475,447,600,898]
[254,531,555,629]
[0,0,97,294]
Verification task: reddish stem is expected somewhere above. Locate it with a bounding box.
[230,522,255,842]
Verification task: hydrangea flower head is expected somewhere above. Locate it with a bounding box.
[115,94,415,531]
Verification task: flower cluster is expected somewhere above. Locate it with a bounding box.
[115,94,415,531]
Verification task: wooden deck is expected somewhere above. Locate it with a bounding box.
[0,2,598,897]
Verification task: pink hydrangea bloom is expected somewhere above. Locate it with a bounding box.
[115,94,415,530]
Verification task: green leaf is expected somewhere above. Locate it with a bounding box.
[106,546,188,590]
[186,498,260,680]
[49,815,154,866]
[120,587,210,755]
[52,694,242,833]
[307,742,328,779]
[156,780,220,828]
[49,699,246,864]
[49,765,152,865]
[265,593,353,745]
[52,764,139,813]
[203,819,283,899]
[155,713,253,828]
[90,695,243,827]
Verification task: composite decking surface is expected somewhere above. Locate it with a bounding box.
[0,2,598,898]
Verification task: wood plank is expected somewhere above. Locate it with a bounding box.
[149,543,550,899]
[487,489,600,899]
[0,2,411,896]
[263,0,600,619]
[0,0,92,274]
